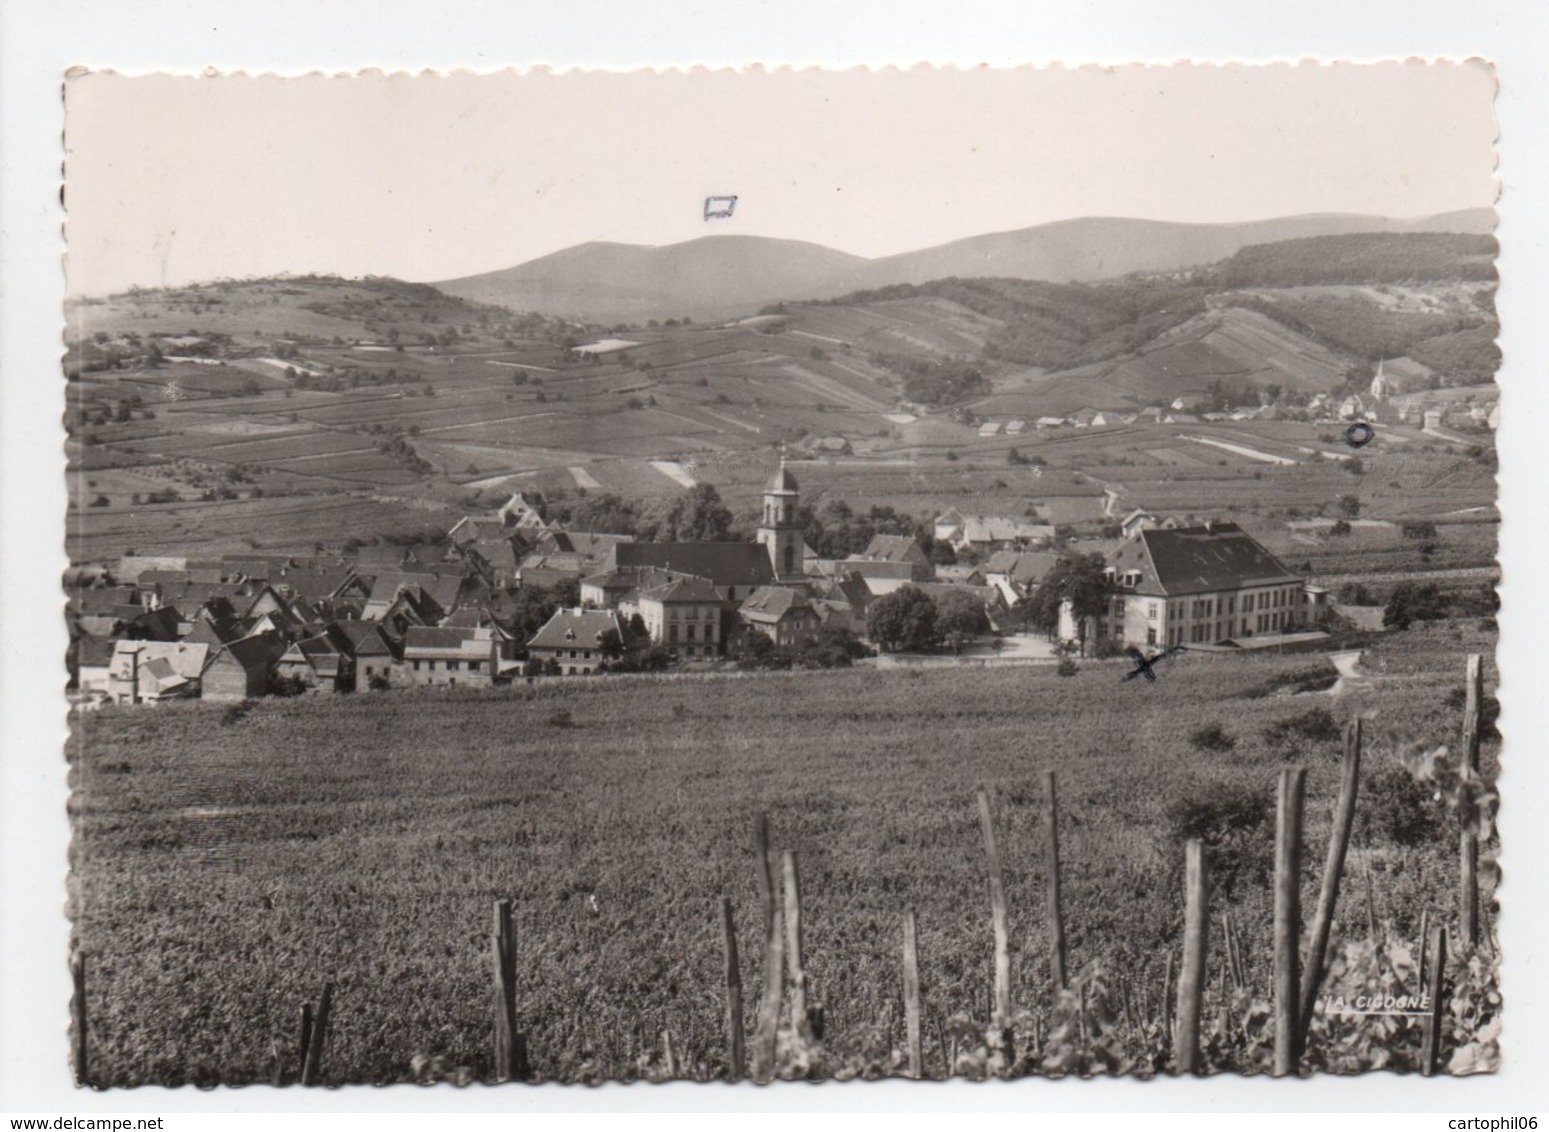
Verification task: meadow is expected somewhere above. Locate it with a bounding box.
[70,626,1498,1085]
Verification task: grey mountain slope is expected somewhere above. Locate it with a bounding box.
[435,208,1495,324]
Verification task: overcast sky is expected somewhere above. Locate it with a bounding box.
[63,61,1498,296]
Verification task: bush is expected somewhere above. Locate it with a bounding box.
[1262,707,1342,748]
[1056,657,1079,677]
[1161,781,1272,896]
[1189,723,1236,752]
[1359,761,1448,847]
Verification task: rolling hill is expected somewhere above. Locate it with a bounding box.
[436,209,1495,324]
[436,236,871,326]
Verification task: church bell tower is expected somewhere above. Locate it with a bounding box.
[757,456,804,583]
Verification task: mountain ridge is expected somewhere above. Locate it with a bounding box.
[434,208,1495,324]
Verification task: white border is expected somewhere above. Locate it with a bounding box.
[4,0,1547,1118]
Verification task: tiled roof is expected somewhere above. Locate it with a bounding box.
[1110,523,1302,597]
[527,608,621,650]
[611,543,774,590]
[738,586,812,624]
[638,576,726,604]
[860,534,924,563]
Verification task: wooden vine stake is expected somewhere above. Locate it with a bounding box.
[1460,653,1484,951]
[902,911,923,1079]
[750,813,786,1081]
[1298,719,1363,1048]
[976,789,1012,1032]
[70,949,89,1087]
[300,982,333,1086]
[720,896,746,1082]
[1173,840,1208,1075]
[1273,767,1307,1077]
[491,898,528,1082]
[782,850,812,1043]
[1422,923,1448,1076]
[1043,770,1068,991]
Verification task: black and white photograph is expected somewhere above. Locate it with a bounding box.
[52,59,1507,1090]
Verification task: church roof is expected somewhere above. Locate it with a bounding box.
[765,462,799,494]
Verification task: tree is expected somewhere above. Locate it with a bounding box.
[1336,494,1361,519]
[1383,582,1451,631]
[1022,552,1110,645]
[866,586,938,653]
[1401,520,1439,540]
[1329,519,1353,536]
[934,588,990,654]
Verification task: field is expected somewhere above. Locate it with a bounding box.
[70,625,1499,1084]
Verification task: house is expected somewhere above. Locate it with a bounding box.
[201,635,277,702]
[515,552,593,590]
[982,550,1059,605]
[338,621,400,688]
[526,608,624,676]
[913,582,1013,633]
[534,529,634,559]
[629,575,728,659]
[497,491,551,532]
[951,516,1054,553]
[855,533,933,580]
[1119,509,1156,540]
[72,635,117,698]
[839,558,920,586]
[1036,416,1069,429]
[68,586,142,636]
[275,624,356,693]
[737,586,822,648]
[1100,522,1312,648]
[606,542,775,604]
[933,564,986,586]
[1338,394,1368,421]
[807,436,853,456]
[448,514,517,547]
[399,625,505,686]
[106,640,210,704]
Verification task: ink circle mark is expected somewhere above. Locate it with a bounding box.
[1344,422,1376,449]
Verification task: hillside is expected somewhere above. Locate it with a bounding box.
[436,236,872,325]
[435,209,1494,324]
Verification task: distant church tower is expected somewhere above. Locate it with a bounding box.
[757,456,804,583]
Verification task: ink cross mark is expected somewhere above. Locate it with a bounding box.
[1122,644,1189,683]
[1344,421,1376,449]
[704,195,737,220]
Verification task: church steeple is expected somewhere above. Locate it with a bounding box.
[757,451,803,582]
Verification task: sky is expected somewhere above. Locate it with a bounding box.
[63,61,1499,296]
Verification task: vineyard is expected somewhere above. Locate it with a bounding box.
[68,628,1499,1085]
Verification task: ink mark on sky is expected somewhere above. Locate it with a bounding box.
[1122,644,1189,684]
[703,196,737,221]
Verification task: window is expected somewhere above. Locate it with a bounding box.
[448,660,460,671]
[1147,602,1158,621]
[686,646,695,657]
[413,659,422,671]
[583,650,591,660]
[686,624,697,641]
[1147,627,1157,645]
[668,625,678,643]
[469,661,481,672]
[569,649,577,659]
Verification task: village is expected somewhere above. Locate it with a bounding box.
[64,447,1360,706]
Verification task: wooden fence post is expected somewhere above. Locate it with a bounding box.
[491,898,526,1082]
[299,1003,313,1079]
[70,949,89,1087]
[1423,924,1448,1076]
[975,789,1012,1031]
[300,982,333,1086]
[661,1028,678,1078]
[720,896,745,1082]
[1460,654,1483,951]
[1298,719,1362,1048]
[1273,767,1307,1077]
[751,814,785,1081]
[1043,770,1068,991]
[782,850,811,1042]
[902,911,923,1079]
[1174,840,1207,1075]
[1162,949,1174,1044]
